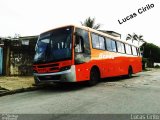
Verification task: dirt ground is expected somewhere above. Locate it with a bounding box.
[0,76,34,91]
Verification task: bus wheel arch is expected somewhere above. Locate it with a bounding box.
[87,66,100,86]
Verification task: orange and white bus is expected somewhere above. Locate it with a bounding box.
[33,25,142,85]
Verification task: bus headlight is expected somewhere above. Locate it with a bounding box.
[60,66,71,71]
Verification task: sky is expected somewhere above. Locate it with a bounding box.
[0,0,159,46]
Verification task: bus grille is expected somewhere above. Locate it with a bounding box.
[34,63,60,73]
[37,63,59,68]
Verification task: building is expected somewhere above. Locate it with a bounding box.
[0,35,38,76]
[98,30,121,39]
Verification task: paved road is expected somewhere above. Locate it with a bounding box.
[0,69,160,119]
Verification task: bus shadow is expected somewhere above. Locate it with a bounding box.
[37,82,90,93]
[36,75,139,93]
[100,75,139,83]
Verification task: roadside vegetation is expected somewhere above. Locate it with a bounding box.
[126,33,160,69]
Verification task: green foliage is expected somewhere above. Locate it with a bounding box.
[141,43,160,63]
[142,57,149,63]
[81,17,101,30]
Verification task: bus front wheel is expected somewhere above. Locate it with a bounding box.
[87,67,100,86]
[34,76,40,86]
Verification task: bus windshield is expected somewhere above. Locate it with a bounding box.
[34,26,72,63]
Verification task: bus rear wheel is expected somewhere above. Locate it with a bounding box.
[87,67,100,86]
[128,67,133,78]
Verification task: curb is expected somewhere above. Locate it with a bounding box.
[0,86,41,97]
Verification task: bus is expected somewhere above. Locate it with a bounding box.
[33,25,142,86]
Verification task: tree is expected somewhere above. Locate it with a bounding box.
[137,35,143,42]
[136,35,146,46]
[81,17,101,30]
[141,43,160,63]
[126,33,138,43]
[126,33,145,46]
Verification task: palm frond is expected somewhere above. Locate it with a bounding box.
[81,17,101,29]
[126,34,132,40]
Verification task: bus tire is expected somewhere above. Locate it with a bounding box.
[34,76,40,86]
[127,66,133,78]
[87,67,100,86]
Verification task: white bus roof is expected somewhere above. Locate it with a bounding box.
[41,24,139,48]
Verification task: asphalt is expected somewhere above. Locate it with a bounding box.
[0,69,160,120]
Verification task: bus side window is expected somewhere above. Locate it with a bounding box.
[111,40,117,52]
[105,38,117,52]
[106,38,112,51]
[117,41,125,53]
[125,44,132,55]
[92,33,99,49]
[132,46,138,56]
[99,36,105,50]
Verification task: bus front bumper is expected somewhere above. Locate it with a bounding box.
[33,65,76,83]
